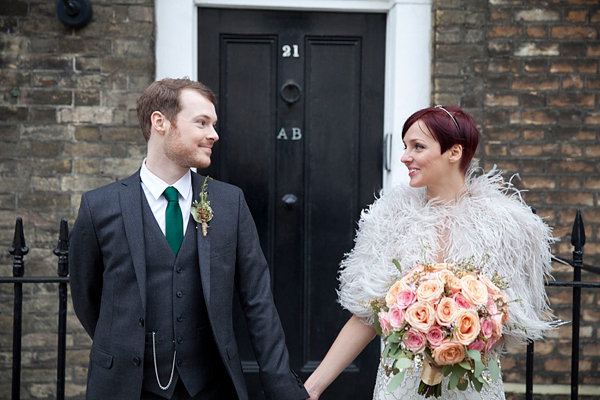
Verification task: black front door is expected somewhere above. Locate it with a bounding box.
[198,8,385,399]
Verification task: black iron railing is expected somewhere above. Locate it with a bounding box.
[525,210,600,400]
[1,217,69,400]
[2,211,599,399]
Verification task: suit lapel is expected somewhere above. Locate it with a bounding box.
[192,173,211,306]
[119,171,148,312]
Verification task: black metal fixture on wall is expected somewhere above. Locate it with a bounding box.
[56,0,93,28]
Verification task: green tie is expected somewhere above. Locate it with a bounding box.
[163,186,183,255]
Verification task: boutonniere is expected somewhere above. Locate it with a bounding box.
[191,176,214,237]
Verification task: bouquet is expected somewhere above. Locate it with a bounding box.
[371,257,515,397]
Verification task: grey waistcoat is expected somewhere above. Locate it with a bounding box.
[141,197,222,398]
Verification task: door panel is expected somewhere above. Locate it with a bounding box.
[198,8,385,399]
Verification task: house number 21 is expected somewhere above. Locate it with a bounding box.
[282,44,300,58]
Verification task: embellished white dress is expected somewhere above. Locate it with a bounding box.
[337,168,556,400]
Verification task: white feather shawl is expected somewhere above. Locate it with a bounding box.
[337,168,556,348]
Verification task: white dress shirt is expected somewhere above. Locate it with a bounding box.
[139,159,193,235]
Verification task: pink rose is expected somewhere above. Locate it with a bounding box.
[435,297,459,327]
[480,318,493,339]
[388,305,405,329]
[396,289,417,309]
[454,309,481,345]
[426,325,446,348]
[452,293,472,309]
[403,328,426,353]
[405,301,436,333]
[468,339,485,352]
[484,337,497,352]
[432,340,466,365]
[378,311,391,334]
[461,275,489,306]
[417,279,444,303]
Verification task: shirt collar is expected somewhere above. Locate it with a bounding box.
[140,158,192,201]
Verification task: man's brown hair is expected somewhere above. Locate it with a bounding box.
[136,78,217,141]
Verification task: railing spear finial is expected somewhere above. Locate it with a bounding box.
[571,209,585,251]
[8,218,29,278]
[54,218,70,277]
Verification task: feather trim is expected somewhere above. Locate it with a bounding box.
[337,167,557,348]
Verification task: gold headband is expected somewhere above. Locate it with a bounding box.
[435,105,461,135]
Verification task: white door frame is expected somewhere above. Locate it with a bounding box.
[155,0,432,187]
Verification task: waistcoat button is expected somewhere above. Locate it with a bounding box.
[177,315,184,322]
[176,291,183,298]
[133,357,140,366]
[177,337,183,344]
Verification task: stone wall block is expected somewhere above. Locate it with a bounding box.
[548,92,595,107]
[61,142,112,158]
[58,107,113,124]
[20,125,71,141]
[20,90,72,106]
[515,9,560,22]
[102,126,143,141]
[552,26,597,40]
[514,42,560,57]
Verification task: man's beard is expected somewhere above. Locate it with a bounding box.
[163,126,212,169]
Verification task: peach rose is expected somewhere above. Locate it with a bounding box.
[491,313,503,339]
[396,289,417,309]
[437,270,462,294]
[455,309,481,345]
[405,301,436,333]
[426,325,446,348]
[432,340,466,365]
[435,297,459,327]
[461,275,488,306]
[385,281,404,307]
[417,279,444,303]
[388,305,405,329]
[478,274,501,295]
[402,264,424,285]
[403,328,427,353]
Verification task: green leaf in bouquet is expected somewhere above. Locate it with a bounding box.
[387,332,400,343]
[467,350,484,378]
[458,360,471,370]
[392,258,402,273]
[386,369,406,392]
[456,377,468,391]
[448,369,460,390]
[374,312,383,336]
[382,342,392,361]
[488,358,500,381]
[393,357,411,370]
[442,365,453,377]
[471,374,483,392]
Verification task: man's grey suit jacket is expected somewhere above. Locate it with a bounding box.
[69,170,308,400]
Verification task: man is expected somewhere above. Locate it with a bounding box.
[69,78,309,400]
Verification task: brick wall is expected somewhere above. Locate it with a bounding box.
[433,0,600,395]
[1,0,599,398]
[0,1,154,398]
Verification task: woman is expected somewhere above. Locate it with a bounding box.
[304,106,555,399]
